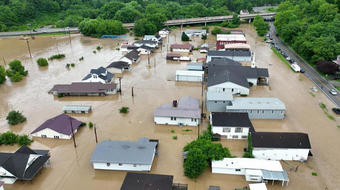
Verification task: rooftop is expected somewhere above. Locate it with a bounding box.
[211,112,255,131]
[62,105,91,112]
[252,132,311,149]
[217,34,247,41]
[121,172,173,190]
[207,50,251,57]
[170,44,193,49]
[124,50,140,60]
[107,61,130,69]
[90,138,157,165]
[176,70,204,77]
[212,158,283,172]
[226,97,286,110]
[31,114,82,136]
[154,96,201,118]
[50,82,117,94]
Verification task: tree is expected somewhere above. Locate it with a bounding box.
[316,60,338,74]
[181,32,190,41]
[201,34,207,40]
[232,13,241,25]
[253,15,269,36]
[100,1,125,20]
[79,19,127,37]
[6,59,27,82]
[134,18,157,36]
[114,6,141,23]
[211,27,222,35]
[184,148,208,178]
[37,58,48,66]
[6,110,26,125]
[0,65,6,84]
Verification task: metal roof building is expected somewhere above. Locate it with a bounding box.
[226,97,286,119]
[62,105,92,114]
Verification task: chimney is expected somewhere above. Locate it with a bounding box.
[173,100,178,107]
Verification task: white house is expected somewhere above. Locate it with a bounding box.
[240,9,249,15]
[90,138,158,171]
[184,29,207,37]
[154,96,201,126]
[137,45,153,55]
[143,35,161,42]
[82,67,114,84]
[62,105,92,114]
[134,40,158,48]
[212,158,289,186]
[252,132,312,161]
[0,146,50,184]
[159,28,170,38]
[210,112,255,139]
[170,44,193,53]
[207,50,252,62]
[31,114,82,139]
[120,50,140,65]
[175,70,204,82]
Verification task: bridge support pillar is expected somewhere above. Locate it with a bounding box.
[181,24,183,31]
[205,22,206,27]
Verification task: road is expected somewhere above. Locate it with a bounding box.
[269,22,340,107]
[0,27,79,37]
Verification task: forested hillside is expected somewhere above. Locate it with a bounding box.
[274,0,340,63]
[0,0,281,32]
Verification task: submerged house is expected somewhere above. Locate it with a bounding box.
[207,50,252,62]
[226,97,286,119]
[170,44,193,53]
[82,67,114,84]
[175,70,204,82]
[143,35,162,43]
[133,40,158,48]
[0,146,50,184]
[62,105,92,114]
[49,82,118,96]
[159,28,170,38]
[106,61,131,74]
[210,112,255,139]
[184,29,207,37]
[31,114,82,139]
[154,96,201,126]
[120,50,140,65]
[216,34,247,50]
[212,158,289,186]
[121,173,175,190]
[252,132,312,161]
[90,138,158,171]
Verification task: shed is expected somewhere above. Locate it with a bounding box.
[166,53,181,60]
[121,173,174,190]
[175,70,204,82]
[62,105,92,114]
[187,63,203,71]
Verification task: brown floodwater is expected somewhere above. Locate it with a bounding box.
[0,25,339,190]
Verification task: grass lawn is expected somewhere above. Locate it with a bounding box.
[271,47,294,71]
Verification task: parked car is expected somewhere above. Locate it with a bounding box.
[329,89,338,95]
[332,108,340,114]
[300,69,305,73]
[286,57,291,61]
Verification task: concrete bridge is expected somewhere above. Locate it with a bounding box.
[0,13,275,37]
[123,12,276,29]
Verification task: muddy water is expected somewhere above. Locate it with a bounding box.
[0,26,339,190]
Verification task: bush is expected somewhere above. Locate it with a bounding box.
[171,129,175,133]
[0,131,33,146]
[120,106,129,113]
[172,136,177,140]
[80,122,86,127]
[181,32,190,41]
[79,56,84,61]
[202,26,209,33]
[89,122,93,128]
[93,50,97,54]
[79,18,128,38]
[6,111,26,125]
[6,60,28,82]
[71,63,75,67]
[66,64,70,68]
[96,46,102,50]
[0,65,6,84]
[312,172,318,176]
[211,27,222,35]
[201,34,207,40]
[48,54,65,60]
[37,58,48,66]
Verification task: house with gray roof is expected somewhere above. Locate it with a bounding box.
[106,61,131,74]
[154,96,201,126]
[31,114,82,139]
[207,50,252,62]
[82,67,114,84]
[49,82,118,96]
[133,40,158,48]
[226,97,286,119]
[121,173,175,190]
[90,138,158,171]
[0,146,50,184]
[121,50,140,65]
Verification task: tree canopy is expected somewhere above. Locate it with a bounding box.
[274,0,340,63]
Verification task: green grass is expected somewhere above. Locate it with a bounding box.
[327,113,335,121]
[182,129,192,132]
[271,48,293,71]
[319,103,335,121]
[312,172,318,176]
[319,103,327,111]
[172,136,178,140]
[336,86,340,91]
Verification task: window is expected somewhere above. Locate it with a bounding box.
[215,101,217,103]
[235,169,241,172]
[54,136,59,139]
[41,135,47,138]
[241,135,248,139]
[223,88,225,92]
[174,117,176,121]
[171,117,176,121]
[223,101,225,103]
[232,135,238,139]
[232,89,234,92]
[133,164,137,167]
[107,163,111,166]
[235,128,243,133]
[223,128,231,132]
[118,163,122,166]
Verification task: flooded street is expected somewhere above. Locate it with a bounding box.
[0,25,340,190]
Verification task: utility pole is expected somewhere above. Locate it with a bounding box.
[25,38,32,58]
[132,86,134,97]
[67,27,72,45]
[69,117,77,148]
[2,57,6,66]
[119,77,122,95]
[148,53,150,66]
[167,35,169,51]
[94,125,98,144]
